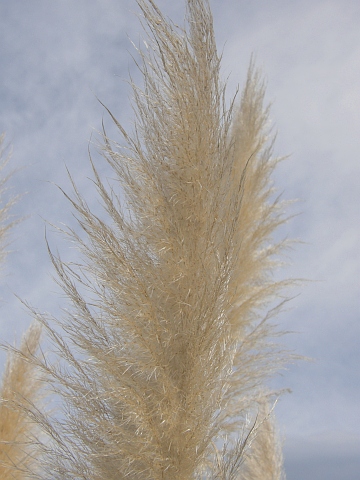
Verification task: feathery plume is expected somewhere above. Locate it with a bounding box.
[0,322,42,479]
[239,397,286,480]
[12,1,293,478]
[0,134,42,478]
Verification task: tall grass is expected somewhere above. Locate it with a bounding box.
[239,396,286,480]
[8,1,291,478]
[0,134,42,479]
[0,323,42,479]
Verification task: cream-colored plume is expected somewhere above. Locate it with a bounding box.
[6,1,294,478]
[0,134,42,479]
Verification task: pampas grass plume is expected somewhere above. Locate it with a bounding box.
[4,1,294,478]
[0,134,42,479]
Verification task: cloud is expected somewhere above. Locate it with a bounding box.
[285,432,360,480]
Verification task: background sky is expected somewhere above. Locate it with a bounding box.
[0,0,359,478]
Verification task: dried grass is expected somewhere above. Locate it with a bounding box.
[0,134,43,479]
[239,396,286,480]
[0,323,42,479]
[7,1,293,478]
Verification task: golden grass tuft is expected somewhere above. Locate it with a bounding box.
[0,133,43,479]
[3,2,293,478]
[0,322,42,479]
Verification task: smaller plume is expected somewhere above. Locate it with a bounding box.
[0,134,43,479]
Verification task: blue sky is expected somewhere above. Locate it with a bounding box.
[0,1,359,478]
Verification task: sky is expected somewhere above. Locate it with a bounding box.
[0,0,359,478]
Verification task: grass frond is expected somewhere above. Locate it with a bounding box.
[239,396,286,480]
[0,322,42,479]
[7,1,295,478]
